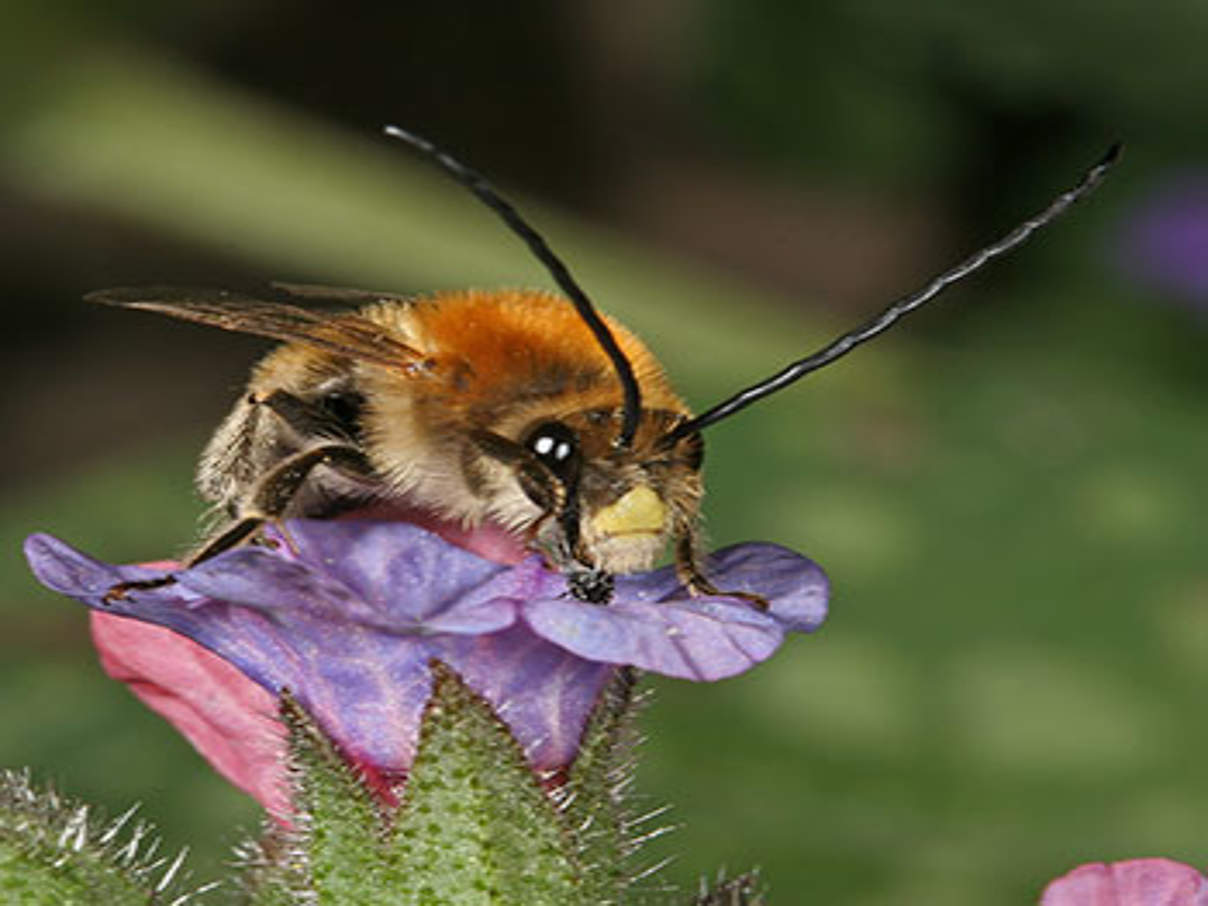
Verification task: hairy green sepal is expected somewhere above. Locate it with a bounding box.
[245,663,651,905]
[0,770,206,905]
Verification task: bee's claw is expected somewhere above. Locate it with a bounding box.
[102,574,179,605]
[267,517,300,556]
[729,590,770,611]
[685,575,769,611]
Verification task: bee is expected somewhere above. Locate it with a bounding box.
[93,129,1120,604]
[94,282,700,604]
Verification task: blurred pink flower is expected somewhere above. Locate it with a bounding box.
[1041,859,1208,906]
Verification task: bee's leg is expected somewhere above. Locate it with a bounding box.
[471,428,616,602]
[257,388,362,440]
[183,513,270,564]
[244,443,372,521]
[531,514,614,604]
[103,443,371,603]
[674,530,768,611]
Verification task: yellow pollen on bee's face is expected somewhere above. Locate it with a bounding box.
[591,485,666,537]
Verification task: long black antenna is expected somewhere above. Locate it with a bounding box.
[663,143,1122,444]
[383,125,642,449]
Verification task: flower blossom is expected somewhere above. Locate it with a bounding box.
[25,519,826,811]
[1118,174,1208,310]
[1041,859,1208,906]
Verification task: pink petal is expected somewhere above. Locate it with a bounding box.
[91,610,289,816]
[1041,859,1208,906]
[334,502,528,565]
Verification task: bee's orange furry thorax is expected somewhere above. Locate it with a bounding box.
[396,289,683,419]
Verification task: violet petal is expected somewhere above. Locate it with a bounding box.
[435,626,616,767]
[526,542,827,681]
[26,520,830,784]
[26,533,197,611]
[261,520,505,619]
[610,542,829,631]
[182,547,517,636]
[524,594,782,680]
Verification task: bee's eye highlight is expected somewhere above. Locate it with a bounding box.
[524,421,580,480]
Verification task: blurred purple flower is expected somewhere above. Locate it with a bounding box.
[1119,175,1208,308]
[24,519,826,808]
[1041,859,1208,906]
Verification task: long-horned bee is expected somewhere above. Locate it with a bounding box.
[92,129,1119,604]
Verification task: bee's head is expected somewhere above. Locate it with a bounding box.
[523,408,703,578]
[474,408,703,580]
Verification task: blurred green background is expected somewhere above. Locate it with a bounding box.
[3,2,1206,903]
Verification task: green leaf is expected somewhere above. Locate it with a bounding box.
[384,661,582,906]
[0,769,213,905]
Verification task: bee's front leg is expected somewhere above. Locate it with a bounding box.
[531,522,614,605]
[675,530,768,611]
[103,441,371,603]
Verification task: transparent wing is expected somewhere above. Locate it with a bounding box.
[86,286,423,370]
[268,281,412,306]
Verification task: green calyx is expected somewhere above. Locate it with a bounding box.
[243,663,655,906]
[3,668,765,904]
[0,769,212,905]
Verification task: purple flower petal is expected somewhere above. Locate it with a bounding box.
[26,533,189,607]
[261,520,506,620]
[526,542,828,681]
[182,546,516,636]
[700,542,830,632]
[524,594,782,680]
[25,519,828,794]
[436,626,616,766]
[182,549,367,616]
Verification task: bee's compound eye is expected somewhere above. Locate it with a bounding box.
[524,421,580,480]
